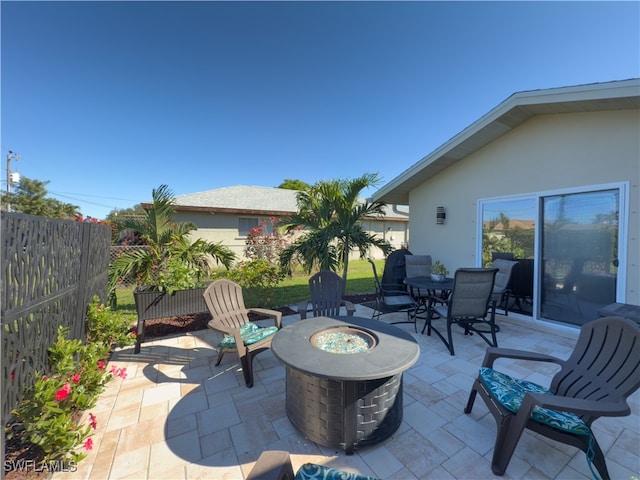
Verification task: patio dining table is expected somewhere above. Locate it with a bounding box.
[404,276,454,323]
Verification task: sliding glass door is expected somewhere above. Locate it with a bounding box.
[481,197,536,316]
[540,189,619,326]
[480,185,623,327]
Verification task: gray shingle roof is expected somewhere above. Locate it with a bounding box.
[172,185,409,219]
[174,185,299,213]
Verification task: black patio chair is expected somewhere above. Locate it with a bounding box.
[423,267,498,355]
[465,316,640,479]
[367,252,417,328]
[491,258,518,315]
[297,270,356,319]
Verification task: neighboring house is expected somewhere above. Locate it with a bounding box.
[168,185,409,260]
[373,79,639,329]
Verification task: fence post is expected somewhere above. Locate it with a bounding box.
[73,222,92,341]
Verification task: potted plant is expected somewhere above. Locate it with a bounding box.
[430,260,449,282]
[108,185,236,352]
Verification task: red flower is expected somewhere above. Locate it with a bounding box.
[84,438,93,450]
[71,372,81,384]
[56,382,71,401]
[89,413,97,430]
[110,365,128,379]
[131,331,137,337]
[97,360,105,370]
[10,372,15,380]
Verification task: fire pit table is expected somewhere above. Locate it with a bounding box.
[271,316,420,454]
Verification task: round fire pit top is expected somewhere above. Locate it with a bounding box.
[310,326,377,354]
[272,316,419,381]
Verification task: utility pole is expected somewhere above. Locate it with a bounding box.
[6,150,20,212]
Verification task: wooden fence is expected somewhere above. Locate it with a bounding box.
[1,212,111,427]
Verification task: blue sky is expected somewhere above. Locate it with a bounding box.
[2,1,638,219]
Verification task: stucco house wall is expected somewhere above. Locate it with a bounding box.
[374,79,639,327]
[409,109,639,304]
[175,211,249,256]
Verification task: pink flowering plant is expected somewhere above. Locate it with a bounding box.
[9,326,127,463]
[244,218,294,263]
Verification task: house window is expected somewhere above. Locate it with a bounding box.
[238,217,275,237]
[238,218,259,237]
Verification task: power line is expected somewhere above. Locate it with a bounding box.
[47,190,141,202]
[47,191,131,209]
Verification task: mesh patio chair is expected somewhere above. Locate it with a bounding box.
[367,255,417,328]
[465,316,640,479]
[422,268,498,355]
[491,258,519,315]
[203,279,282,388]
[404,254,432,279]
[297,270,355,319]
[404,254,432,324]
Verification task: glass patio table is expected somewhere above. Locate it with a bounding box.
[404,276,454,323]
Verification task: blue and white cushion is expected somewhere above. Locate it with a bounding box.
[478,367,591,436]
[218,322,279,349]
[295,463,379,480]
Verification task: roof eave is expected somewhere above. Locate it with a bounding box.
[373,79,640,205]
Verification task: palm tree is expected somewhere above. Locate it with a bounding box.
[279,173,393,281]
[109,185,235,292]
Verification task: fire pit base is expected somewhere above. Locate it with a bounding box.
[286,368,403,454]
[271,316,420,455]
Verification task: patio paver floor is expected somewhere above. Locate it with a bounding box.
[52,305,640,480]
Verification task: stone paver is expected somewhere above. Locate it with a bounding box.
[50,305,639,479]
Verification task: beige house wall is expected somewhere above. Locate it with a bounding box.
[408,109,639,304]
[175,211,254,259]
[175,210,408,263]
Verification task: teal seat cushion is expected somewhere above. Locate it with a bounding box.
[295,463,379,480]
[479,367,591,436]
[218,322,279,349]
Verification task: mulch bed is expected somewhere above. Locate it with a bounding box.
[4,293,378,480]
[141,293,376,339]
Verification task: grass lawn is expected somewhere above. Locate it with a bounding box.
[114,258,383,314]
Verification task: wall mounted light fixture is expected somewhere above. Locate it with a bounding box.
[436,206,446,225]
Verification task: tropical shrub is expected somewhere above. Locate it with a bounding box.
[108,185,235,299]
[279,173,393,281]
[226,259,285,308]
[86,296,137,348]
[8,322,128,464]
